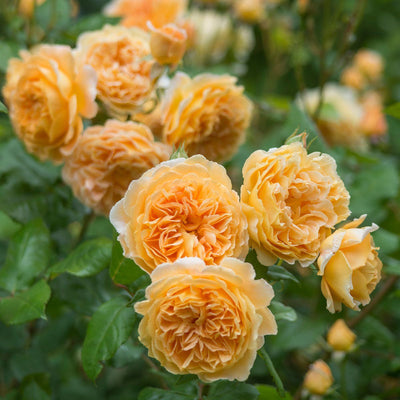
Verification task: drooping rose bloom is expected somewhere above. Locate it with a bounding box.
[104,0,187,30]
[2,45,97,164]
[135,257,277,382]
[62,120,171,215]
[110,155,248,273]
[317,215,382,313]
[161,72,252,162]
[241,141,350,267]
[75,25,154,119]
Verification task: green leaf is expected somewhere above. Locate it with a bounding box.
[0,211,21,240]
[34,0,72,30]
[256,385,292,400]
[22,379,51,400]
[0,41,19,73]
[0,101,8,114]
[385,102,400,119]
[0,280,51,325]
[110,239,146,285]
[49,238,112,278]
[138,388,197,400]
[0,219,51,293]
[81,296,136,381]
[270,301,297,321]
[206,381,259,400]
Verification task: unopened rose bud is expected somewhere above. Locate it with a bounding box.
[303,360,334,396]
[327,319,356,352]
[234,0,266,24]
[18,0,46,17]
[149,22,187,65]
[354,49,383,81]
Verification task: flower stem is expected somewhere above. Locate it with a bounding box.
[258,347,286,398]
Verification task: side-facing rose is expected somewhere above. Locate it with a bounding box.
[75,25,154,119]
[241,141,350,267]
[317,215,382,313]
[110,155,248,273]
[3,45,97,164]
[135,257,277,382]
[161,72,252,162]
[62,120,171,215]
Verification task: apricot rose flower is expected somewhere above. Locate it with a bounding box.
[75,25,154,119]
[62,120,171,215]
[317,215,382,313]
[241,142,350,267]
[2,45,97,164]
[161,72,253,162]
[110,155,248,273]
[135,257,277,382]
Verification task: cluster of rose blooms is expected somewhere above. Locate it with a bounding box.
[3,0,382,386]
[299,48,387,151]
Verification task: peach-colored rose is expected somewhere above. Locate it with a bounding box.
[354,49,383,81]
[110,155,248,273]
[75,25,154,119]
[241,142,350,267]
[62,120,171,215]
[2,45,97,164]
[135,257,277,382]
[341,65,366,90]
[303,360,333,396]
[104,0,187,30]
[161,72,252,162]
[149,22,187,65]
[327,319,356,352]
[318,215,382,313]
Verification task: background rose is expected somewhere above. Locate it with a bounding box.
[2,45,97,164]
[303,360,334,396]
[161,72,253,162]
[62,120,171,215]
[104,0,187,30]
[110,155,248,273]
[75,25,154,119]
[317,215,382,313]
[241,142,350,267]
[327,319,356,352]
[135,257,277,382]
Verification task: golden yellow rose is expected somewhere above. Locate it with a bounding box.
[327,319,356,352]
[104,0,187,30]
[354,49,383,81]
[233,0,266,24]
[317,215,382,313]
[303,360,333,396]
[149,22,187,65]
[161,72,252,162]
[62,120,171,215]
[241,141,350,267]
[18,0,46,17]
[110,155,249,273]
[341,65,366,90]
[2,45,97,164]
[75,24,154,119]
[135,257,277,382]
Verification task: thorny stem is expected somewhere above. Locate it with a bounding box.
[347,275,399,329]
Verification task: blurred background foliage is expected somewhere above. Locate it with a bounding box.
[0,0,400,399]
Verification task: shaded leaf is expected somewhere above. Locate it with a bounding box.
[0,280,51,325]
[206,381,259,400]
[270,301,297,322]
[0,101,8,114]
[138,388,197,400]
[257,385,292,400]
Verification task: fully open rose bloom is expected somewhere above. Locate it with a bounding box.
[110,155,248,273]
[75,25,154,119]
[241,141,350,267]
[135,257,277,382]
[317,215,382,313]
[62,120,171,215]
[104,0,187,30]
[161,72,252,162]
[2,45,97,164]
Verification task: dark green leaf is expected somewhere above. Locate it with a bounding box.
[81,296,136,380]
[256,385,292,400]
[110,239,146,285]
[138,388,196,400]
[49,238,112,278]
[0,219,51,293]
[22,379,50,400]
[206,381,259,400]
[0,280,51,325]
[0,211,21,240]
[270,301,297,322]
[0,101,8,114]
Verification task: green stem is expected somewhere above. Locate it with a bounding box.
[258,347,286,398]
[340,357,348,400]
[197,382,204,400]
[73,210,95,248]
